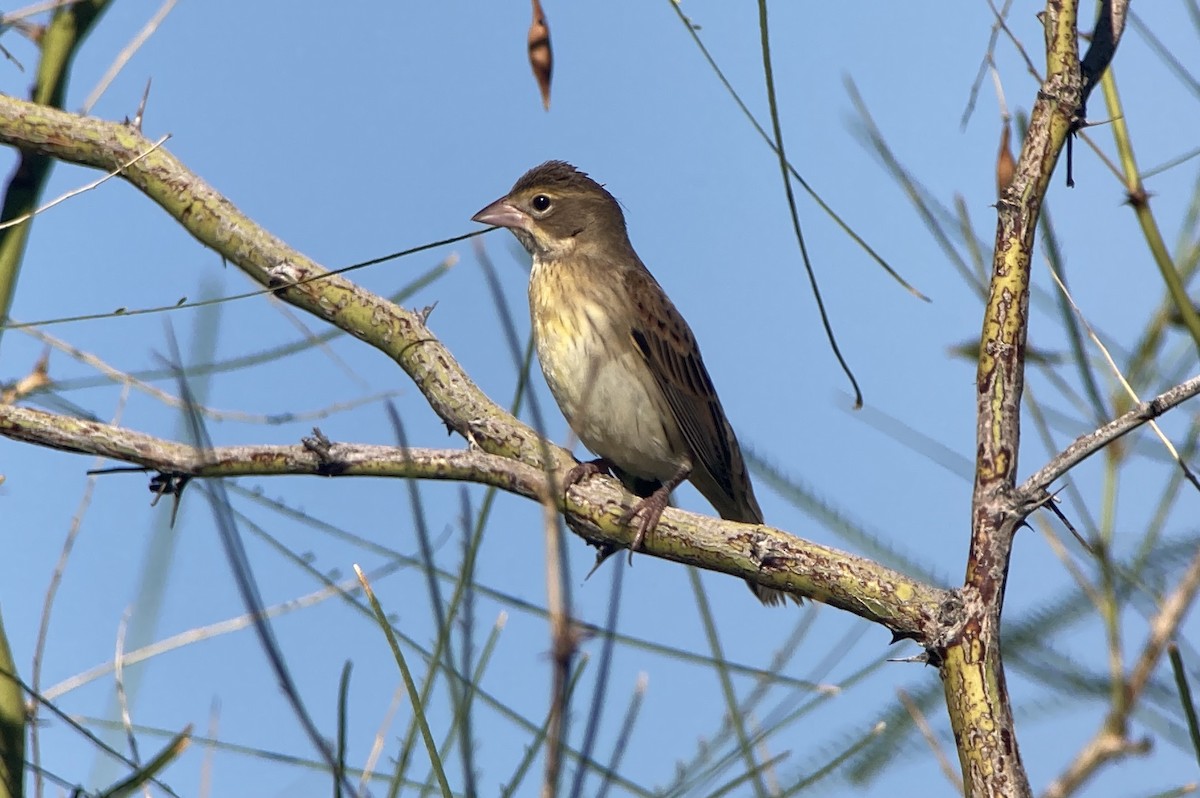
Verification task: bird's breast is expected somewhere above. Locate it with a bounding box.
[528,259,686,482]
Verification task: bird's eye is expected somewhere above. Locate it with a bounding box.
[531,194,552,212]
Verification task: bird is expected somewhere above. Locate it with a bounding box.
[472,160,796,605]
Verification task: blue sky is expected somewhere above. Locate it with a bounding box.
[1,2,1198,796]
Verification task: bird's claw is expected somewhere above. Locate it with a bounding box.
[620,489,670,565]
[563,457,613,494]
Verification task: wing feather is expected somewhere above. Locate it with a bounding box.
[624,267,760,523]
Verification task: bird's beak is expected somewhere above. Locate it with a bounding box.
[472,198,527,230]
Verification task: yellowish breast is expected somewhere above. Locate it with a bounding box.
[528,258,686,481]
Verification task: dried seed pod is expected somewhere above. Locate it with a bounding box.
[528,0,552,110]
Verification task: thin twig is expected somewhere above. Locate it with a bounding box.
[1042,731,1150,798]
[961,0,1016,128]
[1040,265,1200,491]
[43,562,373,701]
[29,384,128,798]
[1043,531,1200,798]
[198,699,219,798]
[81,0,179,114]
[898,688,963,794]
[1,0,82,24]
[1017,375,1200,499]
[1126,548,1200,703]
[113,609,141,767]
[21,321,398,421]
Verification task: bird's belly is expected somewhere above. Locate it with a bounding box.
[533,300,685,482]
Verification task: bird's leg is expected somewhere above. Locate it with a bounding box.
[621,461,691,564]
[563,457,616,494]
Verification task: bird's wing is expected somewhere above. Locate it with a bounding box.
[623,266,762,524]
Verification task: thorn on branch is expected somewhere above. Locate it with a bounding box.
[128,78,152,132]
[890,629,923,646]
[302,427,332,456]
[302,427,345,476]
[148,472,190,527]
[267,259,302,296]
[463,425,482,449]
[148,472,188,501]
[1047,499,1095,555]
[748,533,792,581]
[1066,127,1076,188]
[585,541,621,581]
[1123,185,1150,209]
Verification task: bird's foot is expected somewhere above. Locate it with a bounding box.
[619,487,672,565]
[563,457,615,494]
[619,461,691,565]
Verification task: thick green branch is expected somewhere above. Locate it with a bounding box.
[946,2,1091,796]
[0,403,950,638]
[0,94,551,474]
[0,92,968,623]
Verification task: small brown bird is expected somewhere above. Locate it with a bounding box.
[473,161,794,605]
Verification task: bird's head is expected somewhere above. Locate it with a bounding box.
[472,161,630,261]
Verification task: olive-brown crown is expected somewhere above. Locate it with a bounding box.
[504,161,631,255]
